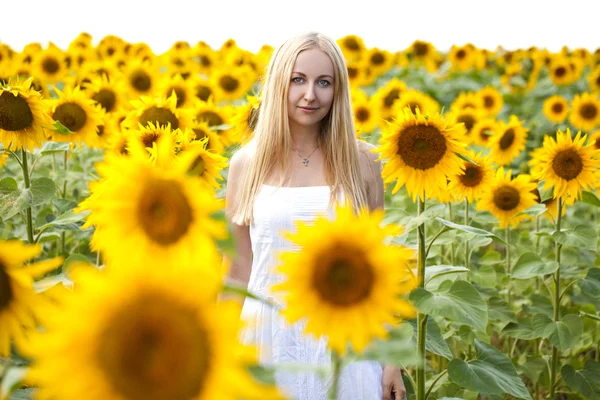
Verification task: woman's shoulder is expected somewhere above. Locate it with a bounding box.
[230,143,256,167]
[356,139,380,163]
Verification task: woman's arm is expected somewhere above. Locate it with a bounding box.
[358,140,384,211]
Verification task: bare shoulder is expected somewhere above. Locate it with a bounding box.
[228,144,254,180]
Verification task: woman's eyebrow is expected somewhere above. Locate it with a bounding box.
[292,71,334,80]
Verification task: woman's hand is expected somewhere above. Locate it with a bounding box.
[382,364,406,400]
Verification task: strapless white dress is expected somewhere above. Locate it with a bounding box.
[240,185,383,400]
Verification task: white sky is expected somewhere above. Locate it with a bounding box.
[1,0,598,54]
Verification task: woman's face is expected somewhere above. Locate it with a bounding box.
[287,48,335,131]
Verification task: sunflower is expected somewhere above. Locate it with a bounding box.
[30,43,67,84]
[377,107,466,201]
[569,92,600,132]
[84,74,127,114]
[122,93,195,132]
[543,95,569,123]
[453,107,483,144]
[365,48,394,76]
[0,240,63,357]
[46,85,105,146]
[210,65,254,102]
[125,122,181,161]
[272,204,416,355]
[393,90,440,118]
[337,34,366,61]
[157,74,196,108]
[0,77,53,151]
[476,86,503,116]
[372,78,407,120]
[477,168,537,229]
[175,139,228,191]
[450,91,483,112]
[471,117,500,147]
[27,261,282,400]
[549,56,575,86]
[193,46,217,76]
[589,129,600,151]
[346,60,375,88]
[190,76,218,103]
[180,122,225,154]
[229,95,260,145]
[529,128,600,200]
[76,151,226,267]
[409,40,435,61]
[588,66,600,92]
[122,59,158,98]
[352,92,379,135]
[447,151,495,202]
[448,44,474,72]
[194,99,233,145]
[488,115,528,166]
[97,34,128,60]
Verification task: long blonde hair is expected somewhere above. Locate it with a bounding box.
[232,32,368,225]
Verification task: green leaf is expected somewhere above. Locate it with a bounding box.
[519,356,547,382]
[581,190,600,208]
[407,317,453,360]
[425,265,469,286]
[488,297,517,324]
[0,177,18,192]
[0,188,32,220]
[221,282,277,309]
[403,203,446,233]
[409,280,488,331]
[531,313,553,337]
[456,152,479,165]
[435,217,507,245]
[0,366,28,400]
[515,204,547,218]
[29,177,57,205]
[471,265,497,288]
[578,268,600,299]
[37,232,61,243]
[40,141,71,155]
[247,364,277,385]
[511,252,559,279]
[448,340,532,399]
[51,120,74,135]
[562,360,600,400]
[553,225,598,251]
[501,318,541,340]
[358,323,419,367]
[478,250,503,266]
[37,209,90,232]
[543,321,572,351]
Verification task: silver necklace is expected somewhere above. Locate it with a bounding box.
[292,145,319,167]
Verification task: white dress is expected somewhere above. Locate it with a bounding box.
[240,185,383,400]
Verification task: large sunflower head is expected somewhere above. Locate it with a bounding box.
[31,43,67,85]
[477,168,537,229]
[76,150,226,267]
[488,115,528,166]
[337,34,366,61]
[0,240,63,357]
[447,150,495,202]
[476,86,504,116]
[27,262,282,400]
[273,204,416,355]
[46,85,105,147]
[377,107,467,201]
[123,93,195,132]
[569,92,600,132]
[0,77,53,151]
[529,128,600,200]
[543,95,569,124]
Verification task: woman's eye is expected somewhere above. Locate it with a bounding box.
[292,77,304,83]
[319,80,331,87]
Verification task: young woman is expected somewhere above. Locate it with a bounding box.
[225,32,405,400]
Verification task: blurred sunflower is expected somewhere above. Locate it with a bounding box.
[488,115,528,166]
[158,74,196,108]
[589,129,600,150]
[372,78,407,121]
[529,128,600,200]
[193,45,217,76]
[77,149,226,266]
[447,151,495,202]
[346,60,374,88]
[337,34,366,61]
[0,240,63,357]
[27,262,282,400]
[229,95,260,145]
[30,43,67,84]
[365,47,394,76]
[176,139,228,191]
[46,85,105,146]
[85,74,127,114]
[123,60,158,98]
[569,92,600,132]
[543,95,569,123]
[471,117,500,147]
[194,99,233,145]
[352,92,379,135]
[476,86,503,116]
[587,66,600,92]
[408,40,435,62]
[0,77,53,151]
[377,107,466,201]
[450,91,483,112]
[123,93,195,131]
[477,168,537,229]
[453,107,483,144]
[448,44,474,72]
[181,122,225,154]
[273,204,416,355]
[210,65,254,102]
[549,56,575,86]
[126,122,181,161]
[97,34,127,60]
[191,76,217,103]
[393,89,440,117]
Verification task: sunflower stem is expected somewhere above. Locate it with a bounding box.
[20,149,34,244]
[417,196,427,400]
[549,198,563,399]
[329,351,342,400]
[464,199,470,270]
[60,150,68,256]
[447,202,455,265]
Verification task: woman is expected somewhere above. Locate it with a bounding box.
[225,32,405,400]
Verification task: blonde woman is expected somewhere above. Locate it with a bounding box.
[225,32,405,400]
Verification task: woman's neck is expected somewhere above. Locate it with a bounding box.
[289,125,320,152]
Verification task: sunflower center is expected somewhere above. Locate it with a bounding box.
[53,103,87,132]
[42,57,60,74]
[195,85,212,102]
[169,87,186,108]
[196,111,223,127]
[188,156,206,176]
[97,294,210,400]
[137,179,193,246]
[344,37,360,51]
[396,125,447,170]
[0,261,13,311]
[551,102,564,114]
[130,70,152,92]
[580,103,598,120]
[313,251,374,306]
[347,66,358,79]
[193,128,209,141]
[0,91,34,131]
[139,107,179,130]
[457,114,476,133]
[554,66,567,78]
[552,148,583,181]
[92,89,117,112]
[97,125,105,137]
[219,76,239,93]
[456,49,466,60]
[414,42,429,57]
[383,89,401,108]
[356,107,370,122]
[199,55,212,68]
[459,163,483,187]
[499,128,515,150]
[371,52,385,66]
[493,185,520,211]
[479,126,493,142]
[483,95,495,108]
[141,132,160,148]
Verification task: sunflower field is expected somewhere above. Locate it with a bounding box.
[1,33,600,400]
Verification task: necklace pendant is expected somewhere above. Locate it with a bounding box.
[303,159,309,167]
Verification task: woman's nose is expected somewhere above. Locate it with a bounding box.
[303,82,316,102]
